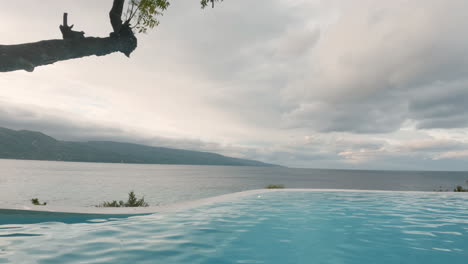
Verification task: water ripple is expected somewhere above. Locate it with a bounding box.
[0,191,467,264]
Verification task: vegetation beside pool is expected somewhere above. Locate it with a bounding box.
[454,185,468,192]
[97,191,149,207]
[31,198,47,206]
[266,184,285,189]
[434,181,468,192]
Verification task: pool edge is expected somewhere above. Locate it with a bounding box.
[1,189,465,215]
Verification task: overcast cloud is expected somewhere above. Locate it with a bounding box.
[1,0,468,170]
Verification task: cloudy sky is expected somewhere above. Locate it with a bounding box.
[1,0,468,170]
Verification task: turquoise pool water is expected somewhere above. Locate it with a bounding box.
[1,191,467,264]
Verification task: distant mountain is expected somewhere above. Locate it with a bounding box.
[0,127,277,167]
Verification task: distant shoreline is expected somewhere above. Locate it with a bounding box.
[0,127,278,167]
[0,157,283,167]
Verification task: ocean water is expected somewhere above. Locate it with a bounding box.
[0,191,467,264]
[0,159,467,207]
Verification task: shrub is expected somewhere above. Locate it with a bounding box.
[97,191,149,207]
[265,184,285,189]
[100,200,125,207]
[454,185,468,192]
[31,198,47,206]
[434,182,468,192]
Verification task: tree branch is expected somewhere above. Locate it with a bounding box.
[110,0,125,33]
[0,36,135,72]
[59,13,85,40]
[0,0,136,73]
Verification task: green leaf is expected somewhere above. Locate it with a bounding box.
[124,0,223,33]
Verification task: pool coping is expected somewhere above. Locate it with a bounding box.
[1,189,465,215]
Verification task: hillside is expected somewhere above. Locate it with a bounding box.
[0,127,276,166]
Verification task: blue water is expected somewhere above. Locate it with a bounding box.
[1,191,467,264]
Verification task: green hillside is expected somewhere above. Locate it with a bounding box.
[0,127,276,166]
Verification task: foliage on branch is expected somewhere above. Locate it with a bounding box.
[124,0,170,33]
[0,0,225,73]
[201,0,223,9]
[124,0,223,33]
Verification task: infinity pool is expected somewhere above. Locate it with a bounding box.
[1,190,467,263]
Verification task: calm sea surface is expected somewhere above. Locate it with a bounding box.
[0,159,467,207]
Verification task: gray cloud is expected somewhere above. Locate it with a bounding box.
[288,0,468,133]
[0,102,140,143]
[400,139,468,153]
[0,101,288,164]
[183,0,468,134]
[281,95,407,133]
[408,80,468,129]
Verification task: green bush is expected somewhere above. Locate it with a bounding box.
[434,182,468,192]
[265,184,285,189]
[97,191,149,207]
[31,198,47,206]
[454,185,468,192]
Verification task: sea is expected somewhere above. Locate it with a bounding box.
[0,159,467,208]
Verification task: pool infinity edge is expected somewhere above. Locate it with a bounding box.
[1,188,465,216]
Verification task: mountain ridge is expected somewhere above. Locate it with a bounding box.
[0,127,277,167]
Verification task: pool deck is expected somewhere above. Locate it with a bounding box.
[0,189,464,216]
